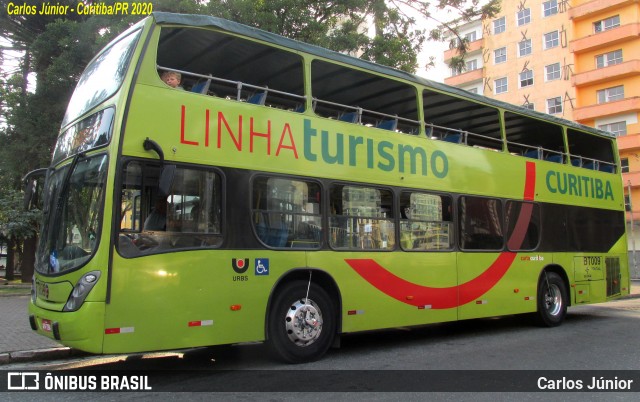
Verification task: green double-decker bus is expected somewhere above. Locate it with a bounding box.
[26,12,630,363]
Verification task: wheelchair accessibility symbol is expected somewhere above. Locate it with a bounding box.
[255,259,269,276]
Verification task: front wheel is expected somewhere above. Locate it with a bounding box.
[267,280,336,363]
[534,271,567,327]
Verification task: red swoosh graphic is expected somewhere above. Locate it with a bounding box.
[346,161,536,309]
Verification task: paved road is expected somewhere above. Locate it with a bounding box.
[2,281,639,362]
[0,296,60,354]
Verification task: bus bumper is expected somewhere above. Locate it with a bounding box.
[28,300,105,354]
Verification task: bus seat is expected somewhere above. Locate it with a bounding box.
[248,91,267,105]
[545,154,563,163]
[376,119,398,131]
[339,111,358,123]
[269,228,288,247]
[600,164,615,173]
[571,158,582,167]
[191,76,212,94]
[523,149,541,159]
[294,103,305,113]
[425,125,434,137]
[443,133,461,143]
[583,161,598,170]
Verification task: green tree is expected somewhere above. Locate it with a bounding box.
[205,0,500,73]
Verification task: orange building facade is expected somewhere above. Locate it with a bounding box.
[443,0,640,274]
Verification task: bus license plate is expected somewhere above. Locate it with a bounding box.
[41,319,52,332]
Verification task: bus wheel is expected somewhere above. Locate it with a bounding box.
[267,280,335,363]
[535,272,567,327]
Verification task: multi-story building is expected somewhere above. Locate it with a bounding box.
[443,0,640,274]
[570,0,640,274]
[444,0,576,118]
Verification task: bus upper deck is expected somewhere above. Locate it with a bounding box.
[146,12,617,176]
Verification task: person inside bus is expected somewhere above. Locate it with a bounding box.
[144,197,167,231]
[160,71,184,90]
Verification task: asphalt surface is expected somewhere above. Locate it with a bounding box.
[1,280,639,364]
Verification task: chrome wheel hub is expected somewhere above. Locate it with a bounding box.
[284,298,323,347]
[545,284,563,316]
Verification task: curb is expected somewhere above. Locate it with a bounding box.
[0,347,86,365]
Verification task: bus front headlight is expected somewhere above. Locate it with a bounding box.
[63,271,101,312]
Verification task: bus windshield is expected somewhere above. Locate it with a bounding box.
[36,154,109,275]
[62,28,141,127]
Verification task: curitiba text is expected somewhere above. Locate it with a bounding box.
[545,170,614,201]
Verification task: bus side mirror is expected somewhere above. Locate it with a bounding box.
[158,165,175,198]
[142,138,175,197]
[22,168,48,210]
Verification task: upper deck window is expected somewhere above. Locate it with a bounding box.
[423,89,502,150]
[567,129,616,172]
[157,27,304,111]
[504,112,564,161]
[310,60,419,134]
[62,28,141,127]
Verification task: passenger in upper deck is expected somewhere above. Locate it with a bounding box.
[160,71,184,90]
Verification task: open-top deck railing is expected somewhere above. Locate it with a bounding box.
[158,66,306,109]
[426,123,503,149]
[312,98,421,134]
[507,140,565,163]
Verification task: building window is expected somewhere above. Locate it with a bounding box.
[523,103,535,110]
[543,0,558,17]
[495,77,508,94]
[597,86,624,104]
[494,16,506,34]
[517,8,531,26]
[519,39,532,56]
[621,158,629,173]
[519,70,534,87]
[598,121,627,136]
[625,194,631,211]
[547,97,562,114]
[464,31,477,42]
[544,31,559,49]
[494,47,507,64]
[466,59,478,71]
[545,63,561,81]
[594,15,620,33]
[596,49,623,68]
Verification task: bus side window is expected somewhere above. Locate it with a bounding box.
[400,192,453,251]
[458,196,504,251]
[329,184,395,250]
[505,201,540,251]
[252,176,323,249]
[118,161,223,257]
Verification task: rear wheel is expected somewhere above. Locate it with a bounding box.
[535,271,567,327]
[267,280,335,363]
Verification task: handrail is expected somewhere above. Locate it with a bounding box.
[157,65,306,102]
[426,123,502,146]
[312,97,421,126]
